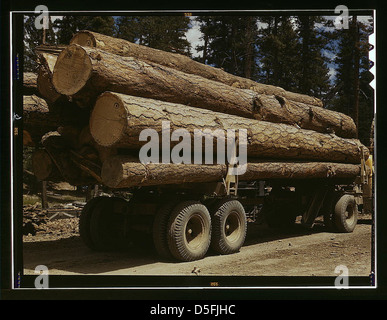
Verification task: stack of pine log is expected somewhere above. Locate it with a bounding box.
[25,30,369,190]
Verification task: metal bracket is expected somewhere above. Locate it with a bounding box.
[360,146,369,185]
[223,141,239,196]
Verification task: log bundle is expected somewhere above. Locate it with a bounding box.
[52,44,356,138]
[70,30,323,107]
[25,30,369,190]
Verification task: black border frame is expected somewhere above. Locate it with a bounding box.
[1,0,387,301]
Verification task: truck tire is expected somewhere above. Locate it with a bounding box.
[152,201,178,259]
[211,200,247,255]
[322,190,341,232]
[89,197,128,251]
[334,194,358,233]
[167,201,211,262]
[79,196,110,250]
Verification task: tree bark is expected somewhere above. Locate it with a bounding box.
[70,30,323,107]
[53,45,356,138]
[254,95,356,138]
[53,44,258,118]
[244,16,255,79]
[101,157,361,189]
[90,92,367,164]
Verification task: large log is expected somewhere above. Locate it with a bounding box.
[37,52,62,105]
[23,72,39,95]
[101,157,361,189]
[252,95,356,138]
[23,95,60,143]
[53,44,257,118]
[52,45,356,138]
[31,149,62,181]
[70,30,323,107]
[90,92,367,164]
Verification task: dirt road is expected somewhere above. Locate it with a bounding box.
[23,214,373,279]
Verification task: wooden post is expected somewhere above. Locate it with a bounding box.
[41,180,48,209]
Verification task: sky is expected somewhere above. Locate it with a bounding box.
[185,18,203,58]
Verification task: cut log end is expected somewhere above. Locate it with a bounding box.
[101,156,126,188]
[70,30,97,47]
[32,149,56,181]
[90,92,127,147]
[52,45,93,96]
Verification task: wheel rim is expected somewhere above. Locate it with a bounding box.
[184,213,206,251]
[224,210,242,243]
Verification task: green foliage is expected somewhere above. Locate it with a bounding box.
[195,15,331,97]
[295,16,331,97]
[195,16,259,79]
[330,16,374,145]
[54,16,115,45]
[116,16,191,55]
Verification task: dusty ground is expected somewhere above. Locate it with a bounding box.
[23,211,374,278]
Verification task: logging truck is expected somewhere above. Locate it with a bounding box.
[76,146,372,262]
[26,30,373,262]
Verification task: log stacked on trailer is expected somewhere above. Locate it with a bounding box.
[52,44,356,138]
[101,159,361,189]
[25,30,369,190]
[90,92,364,164]
[70,30,323,107]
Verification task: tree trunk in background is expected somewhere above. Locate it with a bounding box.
[352,16,360,138]
[244,16,255,79]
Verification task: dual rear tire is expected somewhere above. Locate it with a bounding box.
[79,196,128,251]
[152,199,247,262]
[80,197,247,262]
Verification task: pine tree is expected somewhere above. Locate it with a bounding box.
[54,16,115,45]
[296,15,331,98]
[194,16,216,64]
[257,16,301,92]
[331,15,374,144]
[195,16,258,78]
[116,16,191,55]
[24,15,56,72]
